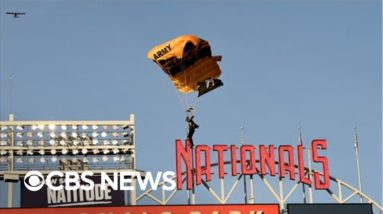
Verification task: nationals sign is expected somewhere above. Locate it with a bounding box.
[0,204,279,214]
[176,139,330,190]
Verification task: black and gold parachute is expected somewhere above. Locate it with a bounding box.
[147,35,223,97]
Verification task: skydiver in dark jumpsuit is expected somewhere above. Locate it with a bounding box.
[186,108,199,148]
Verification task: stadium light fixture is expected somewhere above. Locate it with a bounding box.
[37,132,43,138]
[92,131,98,138]
[50,132,56,138]
[51,156,57,162]
[40,157,46,163]
[16,157,22,163]
[83,139,90,146]
[102,149,109,155]
[92,148,100,155]
[92,157,99,163]
[48,124,56,130]
[82,157,88,163]
[113,148,119,154]
[81,148,87,155]
[71,132,78,138]
[60,132,67,139]
[28,158,34,163]
[51,149,57,155]
[0,157,7,163]
[62,148,68,155]
[101,132,107,138]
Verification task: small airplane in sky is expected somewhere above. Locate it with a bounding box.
[5,12,26,18]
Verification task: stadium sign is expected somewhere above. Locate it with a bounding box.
[21,176,125,208]
[176,139,330,190]
[0,204,280,214]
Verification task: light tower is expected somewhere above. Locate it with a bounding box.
[0,114,137,207]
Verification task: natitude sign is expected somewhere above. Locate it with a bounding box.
[21,176,124,208]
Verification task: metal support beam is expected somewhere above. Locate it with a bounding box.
[354,127,363,203]
[279,178,284,211]
[7,183,13,208]
[7,114,14,208]
[306,147,314,203]
[249,175,255,203]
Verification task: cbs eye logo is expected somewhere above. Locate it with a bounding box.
[24,171,45,191]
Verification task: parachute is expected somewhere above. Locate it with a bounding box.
[147,35,223,97]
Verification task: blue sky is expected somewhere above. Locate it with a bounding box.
[0,0,381,209]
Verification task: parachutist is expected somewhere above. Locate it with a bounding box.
[186,114,199,148]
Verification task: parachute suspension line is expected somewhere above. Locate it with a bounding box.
[173,87,188,112]
[177,88,188,110]
[189,53,199,111]
[180,53,191,111]
[170,74,188,111]
[180,50,199,114]
[161,51,188,112]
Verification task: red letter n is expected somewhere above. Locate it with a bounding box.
[175,139,192,190]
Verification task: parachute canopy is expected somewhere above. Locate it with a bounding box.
[147,35,223,97]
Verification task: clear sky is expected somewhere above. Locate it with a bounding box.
[0,0,381,209]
